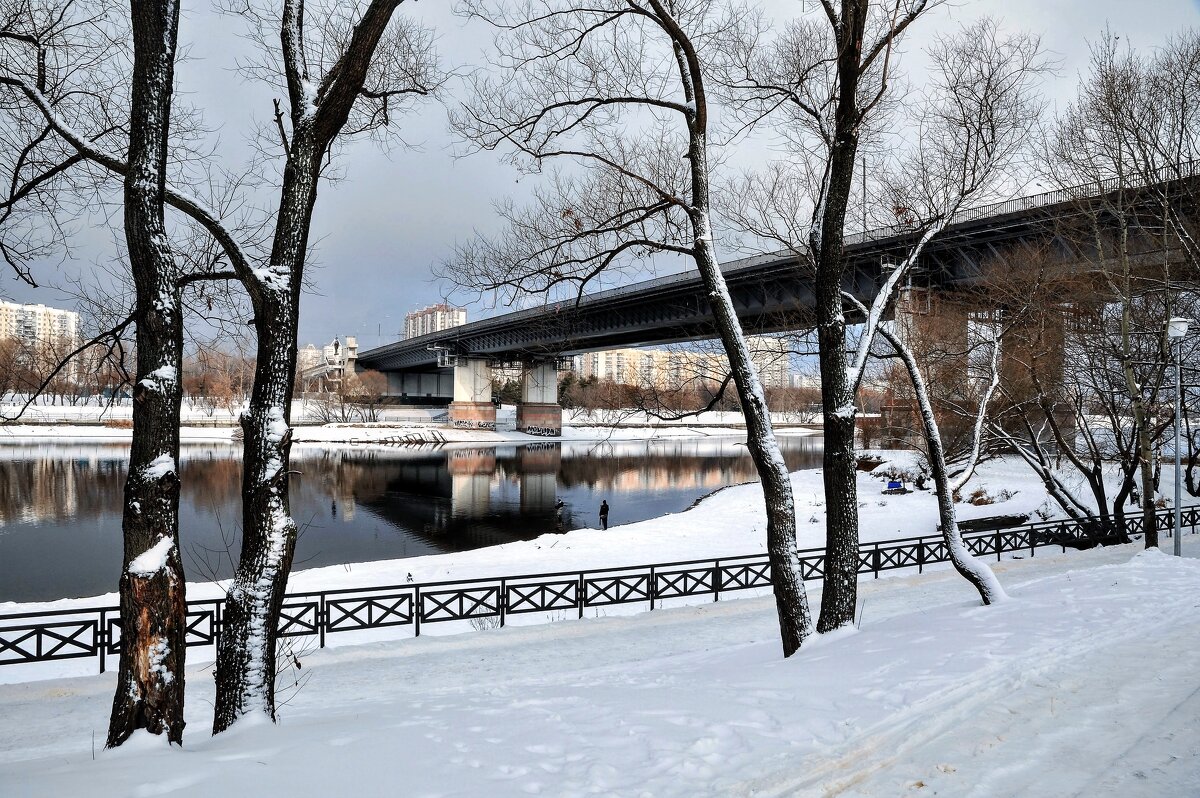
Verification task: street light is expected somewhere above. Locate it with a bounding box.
[1168,317,1191,556]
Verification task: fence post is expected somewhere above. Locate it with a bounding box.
[214,601,222,658]
[499,579,506,629]
[917,541,925,574]
[649,566,656,611]
[577,573,585,619]
[98,609,107,675]
[713,560,720,603]
[318,593,326,649]
[873,545,881,579]
[414,586,422,638]
[994,531,1001,562]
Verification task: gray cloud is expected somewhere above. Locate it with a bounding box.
[1,0,1194,350]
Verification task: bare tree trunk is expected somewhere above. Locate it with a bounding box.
[689,141,812,655]
[107,0,187,748]
[211,0,426,731]
[812,63,865,633]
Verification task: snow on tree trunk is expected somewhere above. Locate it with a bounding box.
[881,326,1007,604]
[107,0,187,748]
[689,143,813,656]
[812,137,863,633]
[212,137,318,733]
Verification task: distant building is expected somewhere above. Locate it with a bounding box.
[297,336,358,393]
[0,300,78,347]
[746,336,790,390]
[574,347,724,390]
[405,303,467,340]
[572,337,792,391]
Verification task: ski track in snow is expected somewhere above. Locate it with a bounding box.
[0,546,1198,796]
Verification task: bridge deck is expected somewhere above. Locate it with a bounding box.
[359,170,1197,372]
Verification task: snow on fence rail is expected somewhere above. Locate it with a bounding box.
[2,507,1196,674]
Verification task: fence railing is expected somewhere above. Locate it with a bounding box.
[2,506,1195,674]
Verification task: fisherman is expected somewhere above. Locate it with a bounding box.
[599,499,610,530]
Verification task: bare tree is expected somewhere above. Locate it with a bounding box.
[207,0,442,732]
[103,0,190,747]
[448,0,816,654]
[0,0,191,746]
[715,0,943,632]
[723,15,1045,612]
[0,0,442,735]
[1013,31,1200,547]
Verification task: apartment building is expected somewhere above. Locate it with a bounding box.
[0,301,79,347]
[572,336,792,391]
[404,303,467,340]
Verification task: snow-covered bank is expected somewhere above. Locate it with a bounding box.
[0,420,816,445]
[1,544,1196,796]
[1,400,820,445]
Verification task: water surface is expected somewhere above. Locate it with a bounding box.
[0,436,823,602]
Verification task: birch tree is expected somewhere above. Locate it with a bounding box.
[447,0,815,655]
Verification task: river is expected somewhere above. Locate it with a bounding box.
[0,436,823,602]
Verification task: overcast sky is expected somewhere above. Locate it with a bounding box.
[1,0,1196,349]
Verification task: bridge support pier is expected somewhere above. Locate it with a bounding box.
[516,360,562,436]
[448,357,496,430]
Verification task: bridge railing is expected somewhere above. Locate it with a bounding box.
[2,506,1194,675]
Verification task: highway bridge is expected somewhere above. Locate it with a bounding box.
[357,168,1197,434]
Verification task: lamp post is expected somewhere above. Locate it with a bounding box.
[1168,317,1191,556]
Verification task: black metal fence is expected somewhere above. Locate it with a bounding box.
[3,507,1196,674]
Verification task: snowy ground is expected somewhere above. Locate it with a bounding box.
[0,542,1196,797]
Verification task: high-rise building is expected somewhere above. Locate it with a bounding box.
[0,301,79,347]
[404,303,467,340]
[746,335,791,389]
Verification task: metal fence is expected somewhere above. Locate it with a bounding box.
[3,506,1196,674]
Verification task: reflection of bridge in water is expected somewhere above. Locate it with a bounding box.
[346,437,825,551]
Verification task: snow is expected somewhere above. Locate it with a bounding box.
[137,365,178,394]
[147,365,177,385]
[0,543,1197,796]
[0,402,820,445]
[127,537,175,577]
[141,454,175,481]
[251,265,290,293]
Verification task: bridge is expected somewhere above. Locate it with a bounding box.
[358,168,1197,434]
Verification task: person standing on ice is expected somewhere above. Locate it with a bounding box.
[599,500,609,530]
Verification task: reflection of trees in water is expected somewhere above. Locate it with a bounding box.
[181,453,244,516]
[0,446,249,525]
